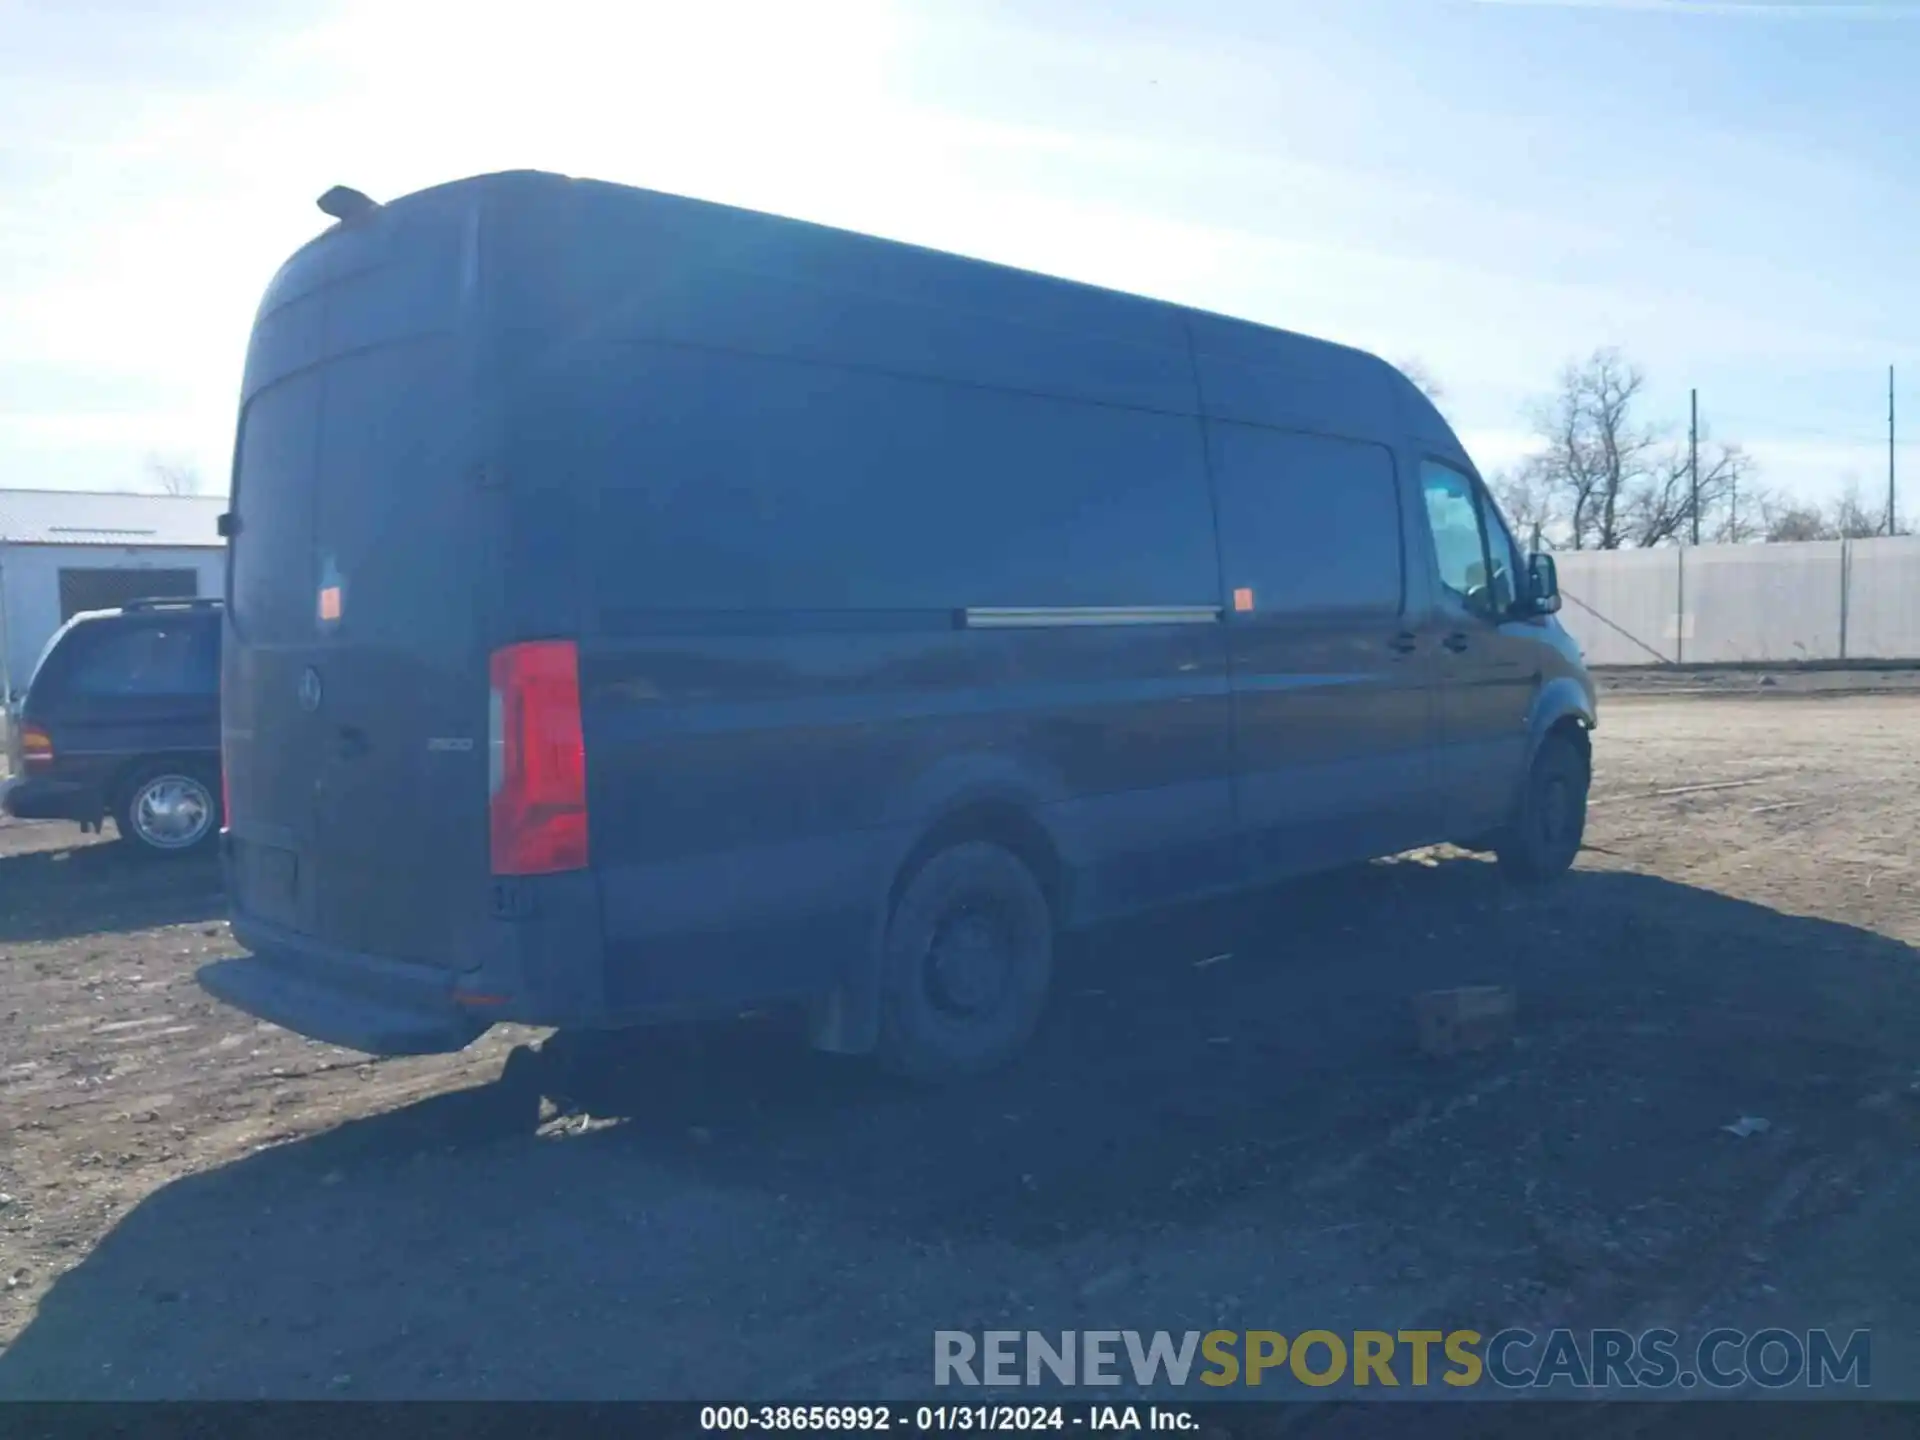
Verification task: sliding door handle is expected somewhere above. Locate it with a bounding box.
[1442,632,1471,654]
[1388,632,1419,655]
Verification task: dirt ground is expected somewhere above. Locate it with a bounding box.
[2,684,1918,1405]
[1596,662,1920,699]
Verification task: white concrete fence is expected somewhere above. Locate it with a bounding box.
[1555,536,1920,667]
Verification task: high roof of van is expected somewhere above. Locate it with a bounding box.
[257,170,1468,464]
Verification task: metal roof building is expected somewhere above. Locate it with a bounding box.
[0,489,227,701]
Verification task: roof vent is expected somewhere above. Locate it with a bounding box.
[317,185,380,223]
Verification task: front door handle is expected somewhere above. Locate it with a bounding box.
[1389,631,1419,655]
[1442,632,1471,654]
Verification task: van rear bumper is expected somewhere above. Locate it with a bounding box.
[203,913,489,1056]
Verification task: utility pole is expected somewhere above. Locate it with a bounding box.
[1689,388,1700,545]
[1890,366,1898,537]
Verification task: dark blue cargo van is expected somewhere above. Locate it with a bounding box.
[199,171,1595,1078]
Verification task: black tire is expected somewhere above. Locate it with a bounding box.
[1494,731,1589,885]
[116,760,219,858]
[875,841,1053,1081]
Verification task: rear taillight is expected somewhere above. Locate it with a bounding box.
[21,725,52,770]
[488,640,589,876]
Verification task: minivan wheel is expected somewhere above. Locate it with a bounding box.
[1494,732,1589,885]
[875,841,1053,1081]
[118,763,219,857]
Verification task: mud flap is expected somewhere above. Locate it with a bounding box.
[805,904,889,1056]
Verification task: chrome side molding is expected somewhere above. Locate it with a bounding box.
[962,605,1223,629]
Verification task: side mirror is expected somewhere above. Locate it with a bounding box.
[1526,552,1562,615]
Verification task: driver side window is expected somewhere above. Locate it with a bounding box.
[1419,459,1508,620]
[1420,464,1489,618]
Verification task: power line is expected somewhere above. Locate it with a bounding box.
[1701,418,1905,445]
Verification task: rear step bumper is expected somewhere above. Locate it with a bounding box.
[200,915,488,1056]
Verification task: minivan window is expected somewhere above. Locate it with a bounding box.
[23,626,67,699]
[1209,424,1403,615]
[61,623,217,698]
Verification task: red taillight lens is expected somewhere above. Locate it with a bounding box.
[488,640,589,875]
[21,725,53,770]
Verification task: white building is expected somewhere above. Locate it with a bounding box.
[0,489,227,701]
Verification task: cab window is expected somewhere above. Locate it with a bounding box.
[1483,504,1523,615]
[1420,460,1516,620]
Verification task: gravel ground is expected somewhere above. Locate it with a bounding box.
[1,691,1917,1407]
[1597,664,1920,698]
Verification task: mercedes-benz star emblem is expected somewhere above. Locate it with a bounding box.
[298,666,323,713]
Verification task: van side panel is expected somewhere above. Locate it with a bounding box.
[1202,423,1439,873]
[1186,313,1390,437]
[520,337,1234,1015]
[489,177,1198,417]
[579,620,1235,1012]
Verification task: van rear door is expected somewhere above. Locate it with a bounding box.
[224,200,493,971]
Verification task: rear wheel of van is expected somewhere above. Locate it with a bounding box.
[117,761,219,858]
[875,842,1053,1081]
[1494,731,1589,885]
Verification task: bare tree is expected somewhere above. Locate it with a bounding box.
[1828,480,1885,540]
[146,455,203,496]
[1515,349,1753,549]
[1503,348,1912,548]
[1519,349,1664,549]
[1394,358,1445,404]
[1490,465,1557,551]
[1714,478,1772,544]
[1755,482,1896,544]
[1622,433,1752,548]
[1761,498,1832,543]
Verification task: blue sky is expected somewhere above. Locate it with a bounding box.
[3,0,1917,509]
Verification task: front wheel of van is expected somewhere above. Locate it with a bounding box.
[875,842,1053,1082]
[1494,731,1589,885]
